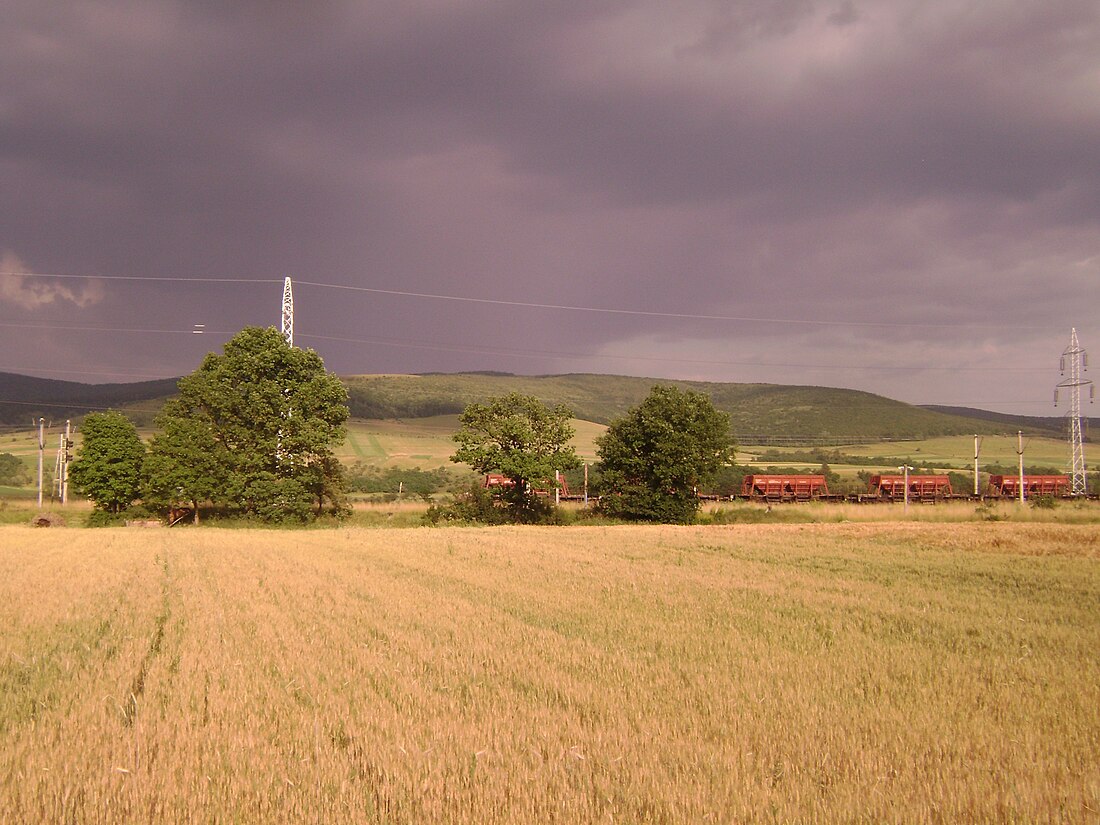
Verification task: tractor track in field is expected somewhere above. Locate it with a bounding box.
[121,550,173,727]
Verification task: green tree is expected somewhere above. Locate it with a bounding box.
[596,385,734,523]
[142,406,228,523]
[69,411,146,513]
[148,327,349,522]
[0,453,32,486]
[451,392,580,522]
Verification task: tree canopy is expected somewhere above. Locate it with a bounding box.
[148,326,349,522]
[0,453,31,486]
[69,411,146,513]
[596,385,734,523]
[142,408,227,524]
[451,392,580,521]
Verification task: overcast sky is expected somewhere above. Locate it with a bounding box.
[2,0,1097,415]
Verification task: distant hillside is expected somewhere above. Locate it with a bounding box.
[920,405,1096,439]
[0,372,178,426]
[0,370,1056,442]
[343,373,1012,440]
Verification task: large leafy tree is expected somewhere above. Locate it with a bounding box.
[451,392,580,522]
[150,326,349,522]
[596,385,734,524]
[69,411,146,513]
[142,407,227,524]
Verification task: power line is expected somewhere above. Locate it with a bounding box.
[0,364,173,379]
[0,319,1055,374]
[0,398,167,414]
[294,279,1045,330]
[0,321,229,335]
[0,269,1078,414]
[296,331,1050,374]
[1,269,1052,331]
[0,270,275,284]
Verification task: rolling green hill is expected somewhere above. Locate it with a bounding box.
[0,372,176,427]
[920,405,1096,439]
[343,373,1008,439]
[0,369,1033,441]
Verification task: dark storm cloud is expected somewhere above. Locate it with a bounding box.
[1,0,1097,412]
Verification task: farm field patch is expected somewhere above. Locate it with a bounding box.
[838,434,1095,469]
[1,524,1097,823]
[334,416,606,469]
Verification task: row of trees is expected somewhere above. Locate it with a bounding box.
[449,385,735,524]
[67,326,730,525]
[70,328,349,523]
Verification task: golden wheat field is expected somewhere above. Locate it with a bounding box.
[1,524,1098,824]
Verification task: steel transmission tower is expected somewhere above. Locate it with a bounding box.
[1054,328,1093,496]
[276,277,296,467]
[281,277,294,347]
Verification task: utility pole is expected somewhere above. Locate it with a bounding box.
[52,420,73,503]
[1054,328,1092,496]
[898,464,914,511]
[583,463,589,505]
[973,434,982,497]
[1016,430,1026,504]
[61,420,72,504]
[35,418,45,508]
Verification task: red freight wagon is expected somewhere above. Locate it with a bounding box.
[867,474,953,501]
[987,474,1069,498]
[484,473,567,496]
[740,474,829,501]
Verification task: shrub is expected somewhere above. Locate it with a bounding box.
[423,482,564,526]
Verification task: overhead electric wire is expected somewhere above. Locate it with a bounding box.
[0,317,1052,374]
[0,269,1071,412]
[0,398,168,414]
[0,320,258,336]
[293,280,1046,331]
[0,363,174,379]
[2,269,1050,331]
[296,331,1049,374]
[0,271,274,284]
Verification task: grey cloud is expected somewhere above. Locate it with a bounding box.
[0,252,105,310]
[0,0,1097,413]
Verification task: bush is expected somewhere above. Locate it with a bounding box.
[240,475,314,524]
[346,464,471,496]
[974,501,1003,522]
[85,509,129,527]
[423,482,564,525]
[424,483,509,525]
